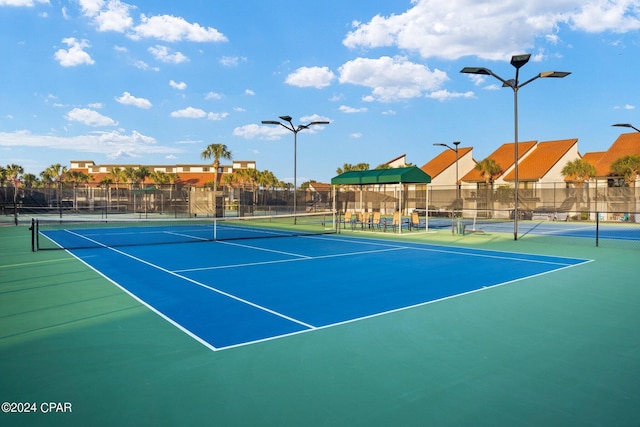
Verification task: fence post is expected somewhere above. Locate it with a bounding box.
[596,211,599,247]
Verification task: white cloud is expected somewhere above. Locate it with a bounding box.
[169,107,228,120]
[338,56,448,102]
[169,80,187,90]
[0,0,49,6]
[285,66,336,89]
[92,0,133,32]
[339,105,368,113]
[54,38,95,67]
[614,104,636,110]
[219,56,247,67]
[350,133,363,139]
[0,129,180,159]
[233,124,288,140]
[131,13,228,42]
[205,91,222,100]
[245,89,255,96]
[65,108,117,126]
[300,114,331,124]
[149,45,188,64]
[427,90,475,101]
[570,1,640,33]
[207,112,229,121]
[170,107,206,119]
[78,0,105,17]
[115,91,152,109]
[343,0,640,61]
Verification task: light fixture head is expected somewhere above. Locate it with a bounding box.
[279,115,293,122]
[539,71,571,78]
[460,67,491,75]
[510,54,531,69]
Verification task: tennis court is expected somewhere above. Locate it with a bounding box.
[41,224,590,350]
[2,216,639,426]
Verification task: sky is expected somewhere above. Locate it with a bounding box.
[1,0,640,184]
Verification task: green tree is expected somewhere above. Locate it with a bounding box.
[65,170,92,210]
[201,144,232,216]
[258,170,278,206]
[149,170,169,187]
[336,163,369,175]
[610,154,640,221]
[6,163,24,224]
[610,155,640,187]
[40,163,68,208]
[474,158,502,215]
[561,158,596,206]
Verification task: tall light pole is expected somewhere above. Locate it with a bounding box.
[434,141,461,203]
[461,54,570,240]
[613,123,640,132]
[261,115,329,221]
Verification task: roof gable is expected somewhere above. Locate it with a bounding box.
[582,151,606,167]
[503,138,577,181]
[462,141,536,182]
[421,147,473,179]
[593,132,640,176]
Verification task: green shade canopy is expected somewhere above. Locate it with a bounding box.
[331,166,431,185]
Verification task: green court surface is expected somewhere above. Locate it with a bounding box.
[1,223,639,426]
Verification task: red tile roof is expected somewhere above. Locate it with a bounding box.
[581,151,606,167]
[421,147,472,181]
[503,138,577,181]
[461,141,537,182]
[592,132,640,177]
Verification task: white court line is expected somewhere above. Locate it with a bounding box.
[173,245,408,273]
[219,240,312,259]
[216,257,594,351]
[305,234,587,266]
[63,230,316,332]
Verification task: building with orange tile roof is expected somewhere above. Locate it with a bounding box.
[421,146,474,187]
[460,141,537,185]
[502,138,578,183]
[590,132,640,180]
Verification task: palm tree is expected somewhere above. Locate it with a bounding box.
[41,163,68,208]
[336,163,369,175]
[474,158,502,215]
[561,158,596,208]
[201,144,232,217]
[65,170,92,210]
[149,170,169,187]
[136,166,150,187]
[6,163,24,224]
[257,169,278,206]
[610,154,640,222]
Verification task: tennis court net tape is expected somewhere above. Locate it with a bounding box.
[33,212,336,250]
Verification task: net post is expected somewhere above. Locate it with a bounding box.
[596,211,599,247]
[29,218,35,252]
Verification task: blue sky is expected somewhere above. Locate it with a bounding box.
[1,0,639,183]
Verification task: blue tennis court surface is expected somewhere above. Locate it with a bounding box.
[66,234,591,350]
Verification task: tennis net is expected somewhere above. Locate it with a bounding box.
[32,212,336,250]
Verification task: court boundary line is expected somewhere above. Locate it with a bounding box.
[174,241,407,273]
[62,230,317,339]
[217,257,594,351]
[308,234,592,264]
[57,230,594,352]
